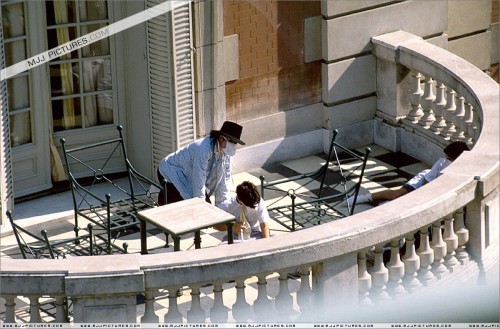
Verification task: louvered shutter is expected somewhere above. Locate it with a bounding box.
[147,0,196,175]
[0,13,14,223]
[170,3,196,147]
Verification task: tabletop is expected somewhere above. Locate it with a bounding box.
[137,198,237,236]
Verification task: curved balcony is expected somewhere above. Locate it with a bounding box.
[1,31,498,324]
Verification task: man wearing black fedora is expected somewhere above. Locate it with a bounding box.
[157,121,245,205]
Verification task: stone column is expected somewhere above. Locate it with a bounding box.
[371,31,423,151]
[192,0,226,135]
[312,252,358,318]
[65,267,144,323]
[467,177,500,279]
[454,143,499,285]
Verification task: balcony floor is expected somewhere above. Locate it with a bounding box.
[1,143,430,258]
[0,144,432,323]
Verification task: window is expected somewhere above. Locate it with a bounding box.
[1,0,119,198]
[1,0,32,147]
[45,0,113,132]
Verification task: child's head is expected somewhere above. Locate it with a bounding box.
[444,141,469,161]
[236,181,260,209]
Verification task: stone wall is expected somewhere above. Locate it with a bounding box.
[229,0,498,171]
[223,1,322,123]
[489,0,499,82]
[322,1,449,150]
[447,0,493,71]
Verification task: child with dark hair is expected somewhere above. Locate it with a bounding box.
[346,141,470,206]
[214,181,270,240]
[236,181,261,209]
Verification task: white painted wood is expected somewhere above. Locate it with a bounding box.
[0,9,14,221]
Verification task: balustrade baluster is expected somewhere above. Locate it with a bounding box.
[54,296,66,323]
[210,283,228,323]
[443,214,460,272]
[4,295,16,323]
[369,244,390,301]
[420,76,436,128]
[431,81,447,133]
[431,220,449,279]
[28,295,41,323]
[357,250,372,306]
[405,71,424,124]
[468,104,480,143]
[386,239,406,297]
[462,102,474,145]
[141,289,159,323]
[416,226,436,286]
[451,95,466,141]
[453,208,470,265]
[253,274,274,321]
[187,286,205,323]
[275,271,294,317]
[402,233,421,293]
[164,286,183,323]
[296,266,313,320]
[462,102,474,142]
[441,89,457,139]
[232,278,252,322]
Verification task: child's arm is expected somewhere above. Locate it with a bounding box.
[260,222,270,238]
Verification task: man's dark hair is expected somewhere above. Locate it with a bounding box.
[210,130,222,140]
[444,141,469,161]
[236,181,260,209]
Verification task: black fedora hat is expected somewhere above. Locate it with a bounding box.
[219,121,245,145]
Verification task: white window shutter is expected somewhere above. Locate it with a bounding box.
[170,3,196,148]
[147,0,196,174]
[0,14,14,223]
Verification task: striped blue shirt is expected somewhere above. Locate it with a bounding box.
[158,136,231,203]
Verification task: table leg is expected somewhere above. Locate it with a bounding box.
[140,219,148,255]
[227,222,234,245]
[194,230,202,249]
[164,232,170,248]
[173,236,181,251]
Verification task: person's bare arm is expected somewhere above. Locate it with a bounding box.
[260,222,270,238]
[214,222,243,232]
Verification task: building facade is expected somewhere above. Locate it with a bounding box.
[0,0,498,221]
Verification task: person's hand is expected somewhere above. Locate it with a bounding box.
[234,221,243,232]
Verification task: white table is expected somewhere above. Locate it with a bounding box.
[138,198,236,252]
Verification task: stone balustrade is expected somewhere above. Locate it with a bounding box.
[1,31,498,324]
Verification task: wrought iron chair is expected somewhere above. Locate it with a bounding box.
[6,210,127,259]
[7,210,56,259]
[60,125,166,254]
[260,130,371,231]
[6,210,128,322]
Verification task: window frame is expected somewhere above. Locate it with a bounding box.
[45,0,117,134]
